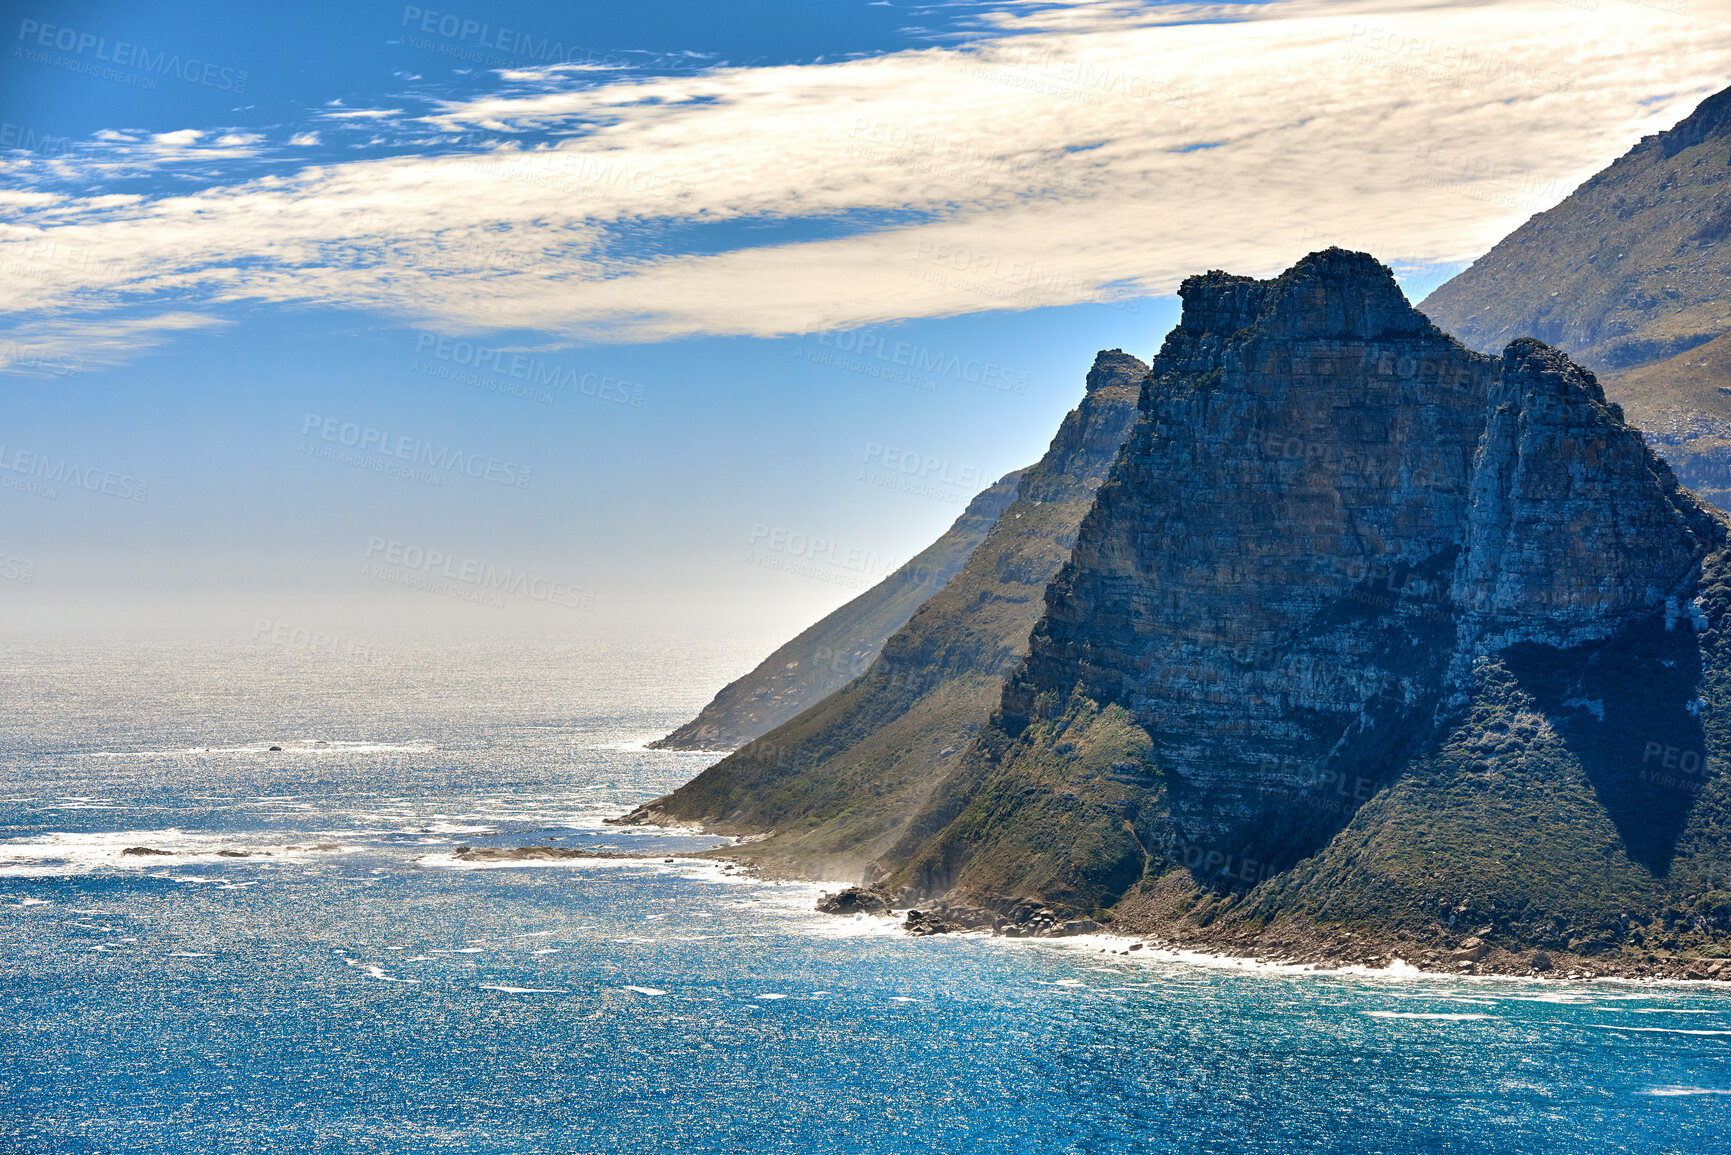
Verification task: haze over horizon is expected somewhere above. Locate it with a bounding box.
[6,0,1729,641]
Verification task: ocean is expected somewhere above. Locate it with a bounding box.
[2,631,1728,1154]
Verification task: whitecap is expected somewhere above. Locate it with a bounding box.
[756,993,788,1000]
[1646,1086,1731,1096]
[888,996,921,1003]
[1605,1007,1717,1014]
[533,948,561,955]
[626,986,667,996]
[481,985,566,994]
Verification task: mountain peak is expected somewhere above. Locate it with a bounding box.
[1647,83,1731,159]
[1178,249,1425,343]
[1084,348,1149,392]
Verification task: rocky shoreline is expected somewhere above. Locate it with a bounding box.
[812,885,1731,984]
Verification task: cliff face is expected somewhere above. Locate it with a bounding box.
[1453,339,1720,653]
[613,350,1148,876]
[652,468,1023,751]
[861,251,1731,972]
[1008,252,1494,869]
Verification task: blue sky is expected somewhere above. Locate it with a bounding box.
[3,0,1728,642]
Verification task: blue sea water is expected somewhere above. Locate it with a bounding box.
[3,631,1729,1154]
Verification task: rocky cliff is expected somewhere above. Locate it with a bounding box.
[652,468,1023,751]
[799,250,1731,978]
[614,350,1148,875]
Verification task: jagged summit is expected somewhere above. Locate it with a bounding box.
[1179,248,1434,342]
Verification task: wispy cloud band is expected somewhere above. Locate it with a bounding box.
[2,0,1727,367]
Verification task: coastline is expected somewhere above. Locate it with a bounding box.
[612,813,1731,986]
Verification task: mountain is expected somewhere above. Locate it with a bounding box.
[652,469,1024,751]
[1422,83,1731,515]
[672,249,1731,979]
[614,350,1149,876]
[1422,84,1731,371]
[1602,331,1731,511]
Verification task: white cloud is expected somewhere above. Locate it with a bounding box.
[1,0,1728,366]
[320,108,406,120]
[0,311,225,377]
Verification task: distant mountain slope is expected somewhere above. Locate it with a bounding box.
[615,350,1148,876]
[1423,84,1731,371]
[1604,331,1731,510]
[651,469,1023,751]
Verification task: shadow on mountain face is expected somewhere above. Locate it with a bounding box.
[1503,618,1708,875]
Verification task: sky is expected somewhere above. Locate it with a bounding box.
[3,0,1729,648]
